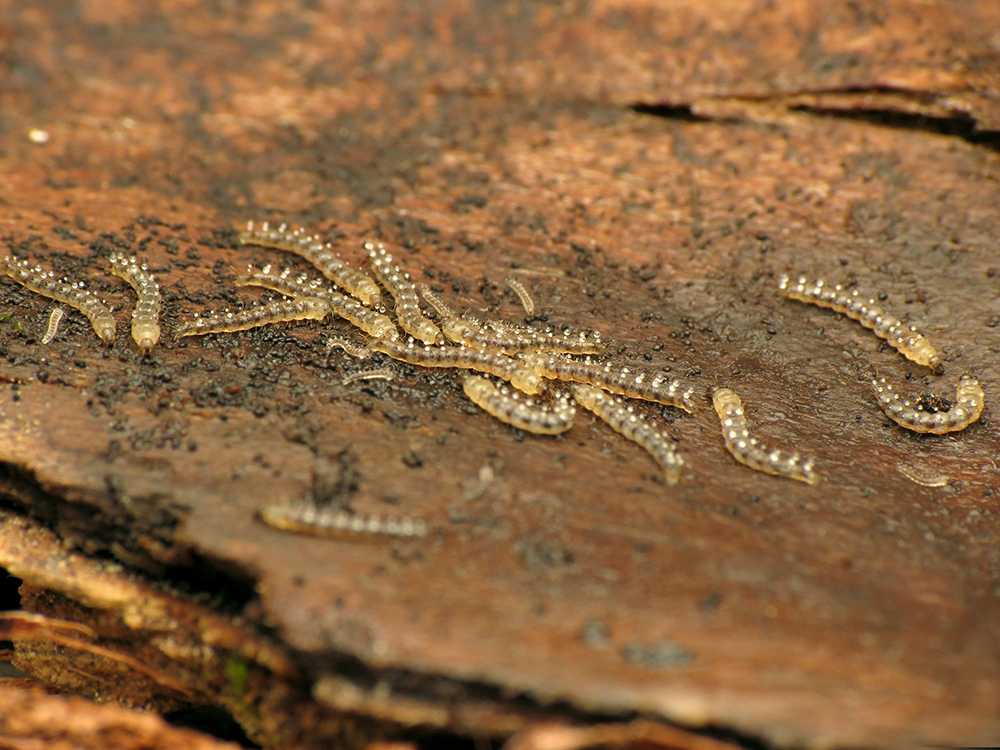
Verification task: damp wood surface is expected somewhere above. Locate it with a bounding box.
[1,2,1000,750]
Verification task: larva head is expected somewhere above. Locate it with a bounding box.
[95,320,116,345]
[133,323,161,354]
[412,319,445,346]
[509,366,545,396]
[442,318,473,344]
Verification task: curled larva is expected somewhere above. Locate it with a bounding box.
[573,384,683,485]
[871,374,984,434]
[176,298,330,338]
[259,504,427,539]
[236,265,398,339]
[712,387,819,485]
[239,221,381,306]
[521,352,695,412]
[108,253,161,353]
[778,274,944,374]
[367,241,444,345]
[41,306,65,345]
[3,255,116,344]
[463,375,574,435]
[368,337,545,395]
[505,276,535,315]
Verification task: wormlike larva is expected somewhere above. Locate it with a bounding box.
[421,285,603,355]
[239,221,381,306]
[3,256,116,344]
[342,368,395,385]
[463,375,574,435]
[419,285,457,320]
[326,335,371,359]
[778,274,944,374]
[573,384,683,485]
[367,241,444,345]
[521,352,695,412]
[41,306,65,345]
[712,387,818,485]
[505,276,535,315]
[236,265,398,339]
[443,314,605,355]
[259,504,427,539]
[871,374,984,434]
[108,253,161,353]
[177,298,330,338]
[368,338,545,395]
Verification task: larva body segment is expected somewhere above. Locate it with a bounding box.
[3,256,116,344]
[259,505,427,539]
[177,298,330,338]
[573,384,683,485]
[239,222,381,306]
[872,374,984,434]
[367,242,444,345]
[41,306,65,345]
[463,375,574,435]
[712,387,819,485]
[235,266,398,339]
[109,253,161,353]
[521,352,695,412]
[778,274,944,374]
[368,338,545,395]
[505,276,535,315]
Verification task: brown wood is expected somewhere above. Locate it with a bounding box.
[1,1,999,748]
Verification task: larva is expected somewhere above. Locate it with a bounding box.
[367,241,444,345]
[463,375,574,435]
[342,368,395,385]
[176,298,330,338]
[368,338,545,395]
[871,374,984,434]
[239,221,382,307]
[235,265,398,339]
[443,314,605,355]
[572,384,683,485]
[3,256,116,344]
[520,352,696,412]
[778,274,944,374]
[421,285,603,355]
[259,504,428,539]
[712,387,819,485]
[325,335,371,359]
[41,306,64,345]
[108,253,161,353]
[505,276,535,315]
[419,285,458,320]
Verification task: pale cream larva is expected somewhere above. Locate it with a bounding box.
[712,387,819,484]
[778,274,944,374]
[3,255,116,344]
[108,253,161,353]
[871,374,984,434]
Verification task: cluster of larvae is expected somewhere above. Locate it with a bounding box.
[777,274,984,435]
[1,253,162,353]
[4,230,987,542]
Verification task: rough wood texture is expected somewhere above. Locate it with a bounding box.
[1,1,1000,748]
